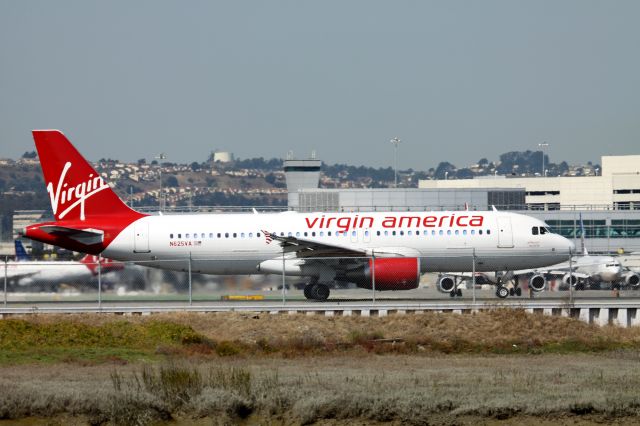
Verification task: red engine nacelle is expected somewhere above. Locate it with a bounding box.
[344,257,420,290]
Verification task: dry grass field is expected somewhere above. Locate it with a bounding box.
[3,310,640,425]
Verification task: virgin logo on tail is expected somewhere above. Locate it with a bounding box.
[47,161,109,221]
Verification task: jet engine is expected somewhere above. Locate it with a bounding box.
[562,273,579,287]
[623,271,640,288]
[529,274,546,292]
[437,275,456,293]
[344,257,420,290]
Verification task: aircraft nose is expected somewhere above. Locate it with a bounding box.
[565,238,576,254]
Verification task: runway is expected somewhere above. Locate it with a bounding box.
[3,288,640,328]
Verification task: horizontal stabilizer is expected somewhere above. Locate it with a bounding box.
[39,225,104,245]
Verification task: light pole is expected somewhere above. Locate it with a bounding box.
[538,142,548,177]
[155,153,166,210]
[390,137,401,188]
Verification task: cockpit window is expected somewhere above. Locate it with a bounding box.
[532,227,539,235]
[539,227,548,235]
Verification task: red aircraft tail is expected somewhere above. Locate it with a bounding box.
[25,130,146,254]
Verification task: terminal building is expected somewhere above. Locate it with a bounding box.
[286,155,640,254]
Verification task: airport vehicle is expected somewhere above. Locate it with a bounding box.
[7,240,123,290]
[23,130,575,300]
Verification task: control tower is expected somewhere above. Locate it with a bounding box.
[284,151,321,209]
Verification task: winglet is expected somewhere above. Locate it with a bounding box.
[579,213,589,256]
[492,205,498,212]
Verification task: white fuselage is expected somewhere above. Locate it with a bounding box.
[103,210,573,278]
[556,255,623,282]
[6,260,92,287]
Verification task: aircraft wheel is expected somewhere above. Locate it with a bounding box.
[303,284,315,300]
[496,286,509,299]
[509,288,515,297]
[449,290,456,298]
[515,287,522,297]
[313,284,330,301]
[456,288,462,297]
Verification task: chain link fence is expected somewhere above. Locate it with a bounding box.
[3,250,640,307]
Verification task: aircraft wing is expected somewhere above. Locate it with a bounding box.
[263,230,366,258]
[513,266,589,280]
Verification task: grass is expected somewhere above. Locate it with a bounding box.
[0,318,205,364]
[4,355,640,424]
[3,310,640,365]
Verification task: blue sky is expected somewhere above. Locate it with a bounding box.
[1,1,639,169]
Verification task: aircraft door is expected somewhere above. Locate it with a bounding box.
[497,216,514,248]
[134,222,150,253]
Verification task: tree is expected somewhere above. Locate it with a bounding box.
[164,175,179,187]
[190,162,200,172]
[434,162,456,179]
[21,151,37,159]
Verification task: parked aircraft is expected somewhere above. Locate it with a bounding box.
[23,130,575,300]
[6,240,123,291]
[518,215,639,290]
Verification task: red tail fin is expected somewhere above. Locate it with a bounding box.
[25,130,146,254]
[79,254,125,275]
[33,130,138,221]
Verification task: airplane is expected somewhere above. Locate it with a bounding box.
[22,130,575,301]
[517,215,640,291]
[439,215,640,297]
[6,239,123,291]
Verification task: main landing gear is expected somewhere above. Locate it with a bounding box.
[449,288,463,298]
[495,284,522,299]
[303,282,330,301]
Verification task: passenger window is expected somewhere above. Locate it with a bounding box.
[257,233,261,238]
[423,230,428,236]
[170,233,174,239]
[217,233,221,238]
[319,231,324,237]
[479,230,483,235]
[328,231,332,236]
[432,230,436,236]
[439,230,443,235]
[304,232,308,237]
[201,233,205,238]
[241,233,245,238]
[487,229,491,235]
[312,232,316,237]
[455,230,459,235]
[186,233,190,238]
[463,230,467,235]
[365,230,369,236]
[249,232,253,238]
[280,232,284,236]
[233,233,237,238]
[392,231,396,236]
[408,231,412,236]
[447,230,451,235]
[296,232,300,237]
[400,230,404,236]
[178,233,182,238]
[209,233,213,238]
[532,227,538,235]
[352,231,356,237]
[471,230,475,235]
